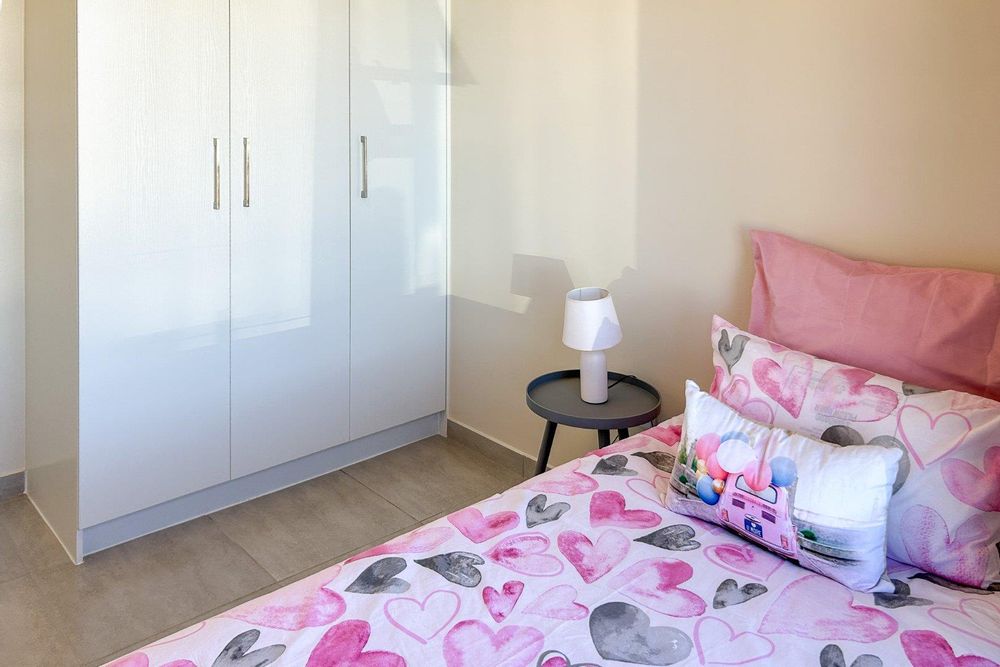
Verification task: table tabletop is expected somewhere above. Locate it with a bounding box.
[526,369,661,430]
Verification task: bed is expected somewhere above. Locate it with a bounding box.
[108,418,999,667]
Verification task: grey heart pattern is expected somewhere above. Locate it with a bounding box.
[415,551,484,587]
[872,578,932,609]
[535,650,600,667]
[526,494,571,528]
[712,578,768,609]
[345,557,410,594]
[632,451,676,474]
[718,330,749,372]
[819,643,883,667]
[589,601,692,665]
[902,382,939,396]
[910,572,1000,594]
[592,455,638,477]
[635,525,701,552]
[212,630,285,667]
[821,425,910,494]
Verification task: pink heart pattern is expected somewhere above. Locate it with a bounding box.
[448,507,520,543]
[752,352,813,418]
[942,446,1000,512]
[704,543,783,582]
[626,475,671,507]
[720,375,775,426]
[483,580,524,623]
[609,558,706,618]
[927,597,1000,650]
[346,526,454,563]
[896,405,973,470]
[523,584,588,620]
[383,590,461,644]
[225,569,345,631]
[522,461,599,496]
[694,616,775,665]
[558,529,630,583]
[306,620,406,667]
[442,620,544,667]
[899,630,999,667]
[589,490,662,529]
[759,574,897,642]
[813,367,898,422]
[901,505,990,587]
[485,532,565,577]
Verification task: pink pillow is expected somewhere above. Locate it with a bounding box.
[749,230,1000,402]
[711,315,1000,589]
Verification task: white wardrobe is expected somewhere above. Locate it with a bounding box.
[24,0,447,562]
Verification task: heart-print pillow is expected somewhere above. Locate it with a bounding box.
[710,315,1000,589]
[668,381,901,592]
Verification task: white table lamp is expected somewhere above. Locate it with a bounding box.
[562,287,623,404]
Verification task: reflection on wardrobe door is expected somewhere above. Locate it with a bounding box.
[350,0,448,439]
[77,1,232,526]
[230,0,352,477]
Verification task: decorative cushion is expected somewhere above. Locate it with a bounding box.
[668,381,900,592]
[748,229,1000,401]
[711,314,1000,589]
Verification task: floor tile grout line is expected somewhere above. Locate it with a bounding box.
[341,466,427,522]
[204,513,282,585]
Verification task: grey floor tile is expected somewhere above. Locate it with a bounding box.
[0,576,78,666]
[344,435,523,521]
[31,517,274,665]
[0,496,71,578]
[209,470,415,581]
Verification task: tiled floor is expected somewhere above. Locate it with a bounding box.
[0,435,528,666]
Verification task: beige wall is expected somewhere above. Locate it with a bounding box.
[449,1,1000,465]
[0,0,25,477]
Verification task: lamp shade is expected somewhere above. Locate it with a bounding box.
[562,287,623,351]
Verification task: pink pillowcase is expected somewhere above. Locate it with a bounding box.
[711,315,1000,589]
[749,230,1000,402]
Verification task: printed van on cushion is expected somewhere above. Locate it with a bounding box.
[668,381,901,593]
[711,314,1000,590]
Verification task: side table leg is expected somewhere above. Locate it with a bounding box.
[617,428,630,441]
[534,421,558,476]
[598,429,611,448]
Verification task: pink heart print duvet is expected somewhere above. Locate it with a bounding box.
[108,419,999,666]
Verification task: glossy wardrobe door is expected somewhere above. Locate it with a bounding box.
[77,1,232,526]
[230,0,352,477]
[350,0,448,439]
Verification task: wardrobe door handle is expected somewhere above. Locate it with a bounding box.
[360,135,369,199]
[212,138,221,210]
[243,137,251,207]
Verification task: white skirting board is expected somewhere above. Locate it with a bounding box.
[76,412,444,562]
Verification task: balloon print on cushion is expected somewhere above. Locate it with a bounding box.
[712,578,768,609]
[213,630,285,667]
[752,352,813,418]
[941,446,1000,512]
[871,578,932,609]
[589,601,693,665]
[525,494,570,528]
[758,574,898,642]
[693,616,775,665]
[415,552,485,588]
[818,644,883,667]
[899,630,1000,667]
[813,367,898,423]
[900,505,991,588]
[821,425,911,494]
[442,619,544,667]
[306,620,405,667]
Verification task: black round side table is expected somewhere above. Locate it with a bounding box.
[526,370,661,476]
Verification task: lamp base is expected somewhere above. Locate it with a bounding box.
[580,350,608,404]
